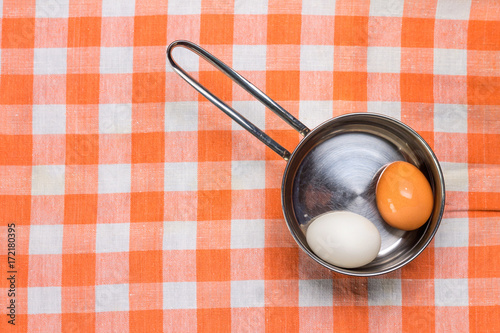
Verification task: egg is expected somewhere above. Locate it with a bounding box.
[306,211,381,268]
[376,161,434,231]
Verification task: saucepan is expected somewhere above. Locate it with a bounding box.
[167,40,445,276]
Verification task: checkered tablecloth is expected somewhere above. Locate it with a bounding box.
[0,0,499,332]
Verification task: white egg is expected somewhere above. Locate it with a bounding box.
[306,211,381,269]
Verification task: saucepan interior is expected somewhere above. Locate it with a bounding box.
[281,113,445,276]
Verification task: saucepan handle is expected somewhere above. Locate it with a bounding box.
[167,40,310,161]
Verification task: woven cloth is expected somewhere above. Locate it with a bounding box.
[0,0,499,332]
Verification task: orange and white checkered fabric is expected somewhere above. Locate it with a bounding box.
[0,0,499,332]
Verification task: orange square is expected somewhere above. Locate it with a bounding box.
[197,190,232,221]
[402,306,435,333]
[130,284,162,310]
[401,17,434,48]
[333,71,367,101]
[267,14,301,45]
[231,189,265,220]
[35,18,68,48]
[200,14,234,44]
[265,247,299,280]
[129,251,163,283]
[468,20,500,51]
[131,132,165,164]
[470,306,500,333]
[95,252,128,285]
[0,135,32,165]
[467,76,500,105]
[64,194,98,224]
[197,308,231,333]
[198,70,232,104]
[400,73,433,103]
[333,306,369,332]
[66,74,100,104]
[197,220,231,249]
[132,72,166,103]
[130,192,164,222]
[62,313,95,333]
[233,14,267,45]
[197,281,231,308]
[230,248,265,281]
[196,249,231,282]
[62,253,96,286]
[0,254,28,287]
[61,286,95,313]
[164,191,198,221]
[163,250,196,282]
[66,134,99,165]
[133,15,168,46]
[101,17,134,47]
[62,224,96,254]
[1,48,33,75]
[67,17,101,47]
[130,222,163,251]
[67,47,100,74]
[0,196,30,225]
[131,163,164,192]
[401,247,434,279]
[98,134,132,164]
[266,71,300,101]
[198,130,232,162]
[99,74,133,104]
[0,75,33,105]
[265,188,283,219]
[33,74,67,105]
[334,16,369,46]
[130,310,163,332]
[468,134,500,164]
[1,18,35,48]
[66,105,99,134]
[469,245,500,278]
[265,307,299,332]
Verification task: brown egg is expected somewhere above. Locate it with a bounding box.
[376,161,434,231]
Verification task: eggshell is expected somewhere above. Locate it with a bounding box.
[306,211,381,268]
[376,161,434,231]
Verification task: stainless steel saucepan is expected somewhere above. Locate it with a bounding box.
[167,40,445,276]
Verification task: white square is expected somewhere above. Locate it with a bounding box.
[233,45,267,71]
[168,0,201,15]
[440,162,468,192]
[299,279,333,307]
[34,48,67,75]
[99,104,132,134]
[163,282,197,309]
[435,279,468,306]
[234,0,268,14]
[163,221,197,250]
[98,164,131,194]
[36,0,69,18]
[367,101,401,120]
[102,0,135,17]
[28,287,61,314]
[434,217,469,248]
[434,104,467,133]
[232,161,265,190]
[368,279,402,306]
[166,44,200,73]
[100,47,133,74]
[302,0,336,15]
[231,219,265,249]
[369,0,404,17]
[299,101,332,129]
[434,49,467,76]
[231,280,265,308]
[300,45,334,71]
[32,165,65,196]
[96,223,130,253]
[165,102,198,132]
[164,162,197,191]
[29,225,63,255]
[436,0,472,20]
[95,284,129,312]
[33,105,66,135]
[0,0,2,18]
[367,47,401,73]
[231,101,266,131]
